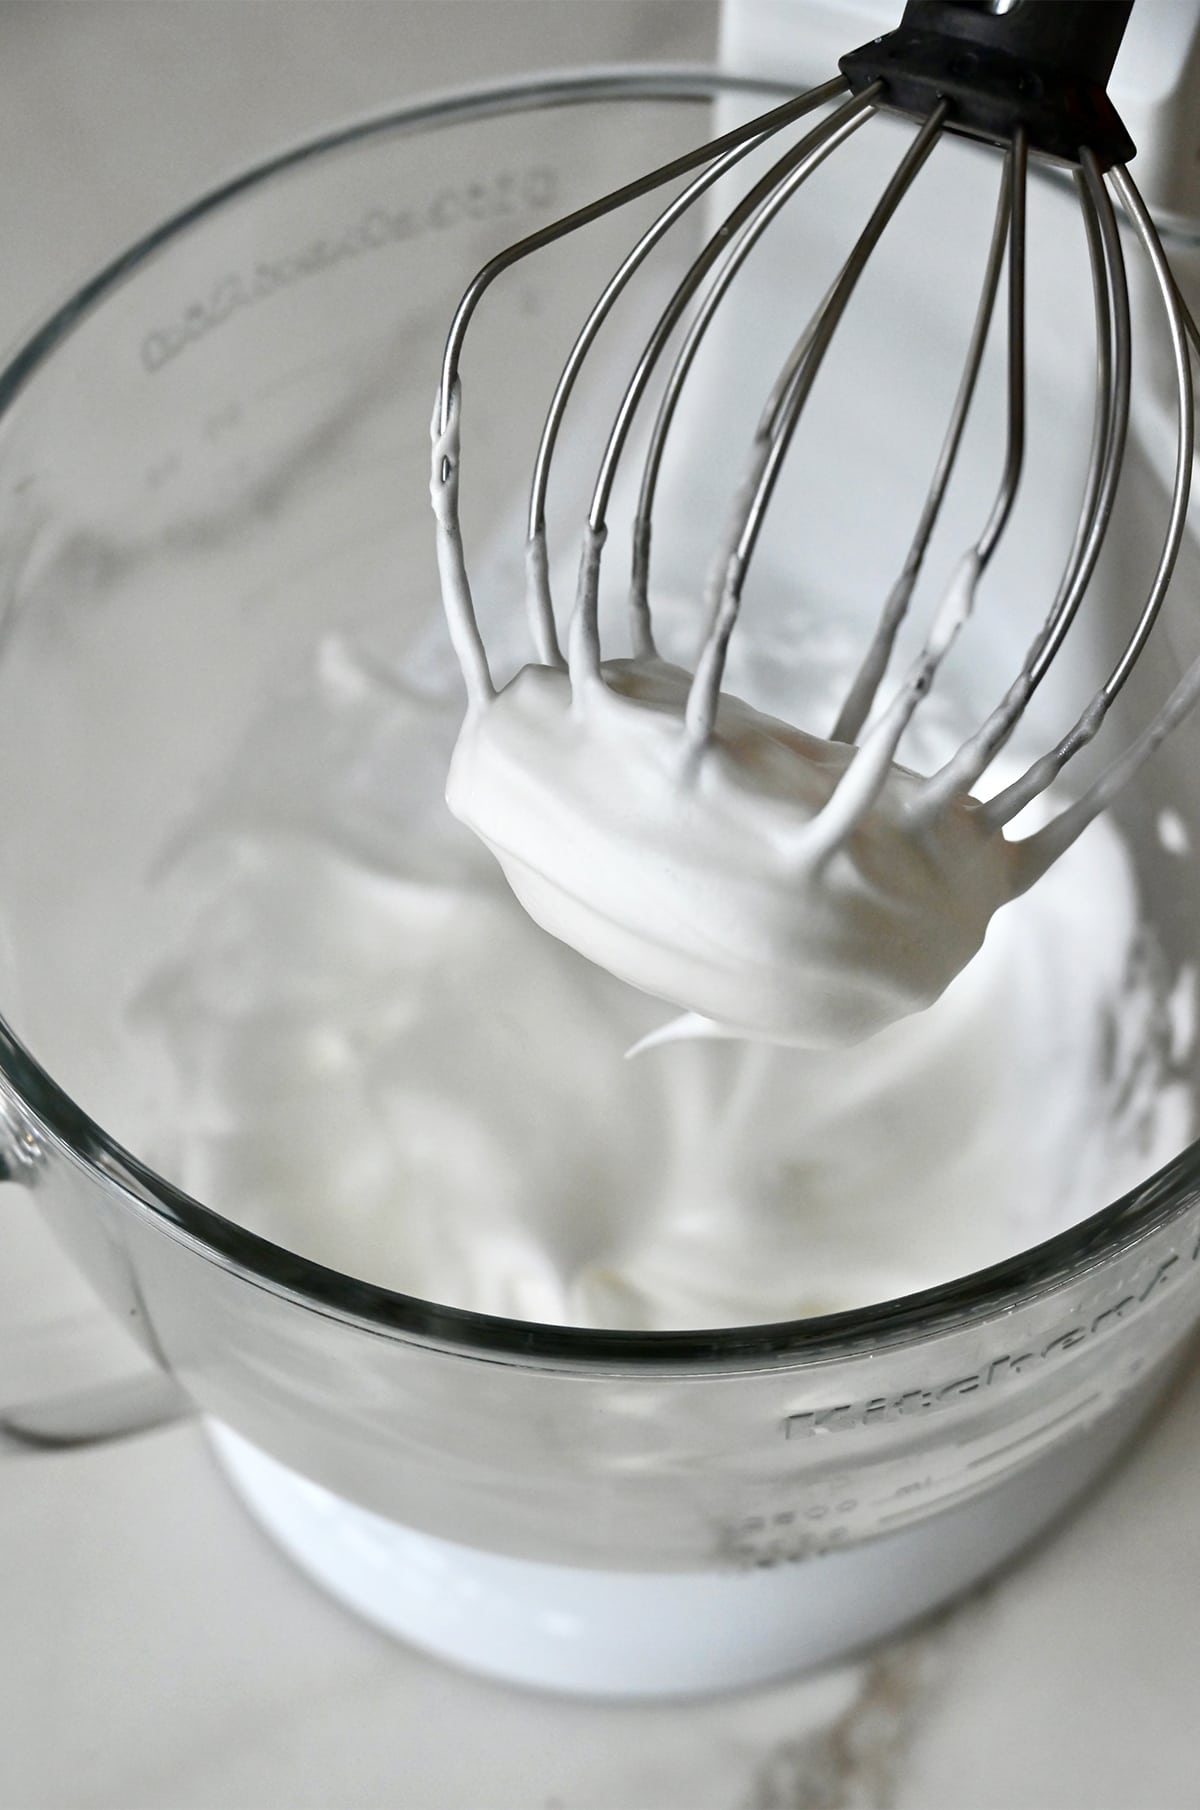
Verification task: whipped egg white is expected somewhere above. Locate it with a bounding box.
[130,627,1192,1330]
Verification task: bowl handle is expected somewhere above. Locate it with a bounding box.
[0,1109,193,1451]
[2,1368,191,1450]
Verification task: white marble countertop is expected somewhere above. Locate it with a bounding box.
[1,6,1199,1807]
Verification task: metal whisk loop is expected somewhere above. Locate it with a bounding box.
[1026,153,1130,690]
[436,79,846,436]
[918,149,1132,816]
[567,85,880,692]
[985,162,1197,845]
[525,77,855,667]
[683,102,952,746]
[627,99,877,656]
[433,76,848,701]
[831,160,1011,746]
[826,126,1024,781]
[787,132,1029,862]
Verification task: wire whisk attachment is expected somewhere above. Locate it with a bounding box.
[430,5,1200,1048]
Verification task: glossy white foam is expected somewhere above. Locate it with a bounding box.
[447,655,1019,1048]
[133,630,1191,1332]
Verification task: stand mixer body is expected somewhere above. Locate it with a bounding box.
[1,6,1200,1696]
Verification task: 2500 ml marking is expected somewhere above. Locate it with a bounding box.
[141,166,558,374]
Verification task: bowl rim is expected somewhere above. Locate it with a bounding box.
[1,64,1197,1370]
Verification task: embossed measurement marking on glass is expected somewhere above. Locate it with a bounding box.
[783,1243,1195,1439]
[141,167,558,373]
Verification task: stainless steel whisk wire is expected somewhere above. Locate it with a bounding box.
[433,63,1200,873]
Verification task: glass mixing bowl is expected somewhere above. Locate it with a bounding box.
[1,70,1199,1697]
